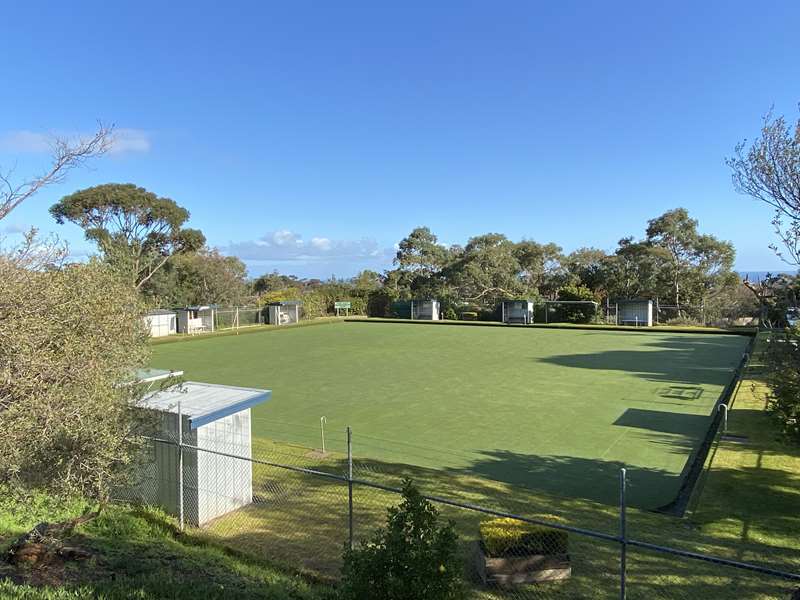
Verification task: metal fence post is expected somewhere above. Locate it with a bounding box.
[619,467,627,600]
[347,426,354,550]
[718,404,728,434]
[177,400,185,532]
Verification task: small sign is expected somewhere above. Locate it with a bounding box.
[334,301,351,309]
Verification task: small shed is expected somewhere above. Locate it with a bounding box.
[501,300,534,324]
[390,300,441,320]
[135,382,271,526]
[268,301,302,325]
[176,306,216,334]
[143,309,177,337]
[617,299,653,327]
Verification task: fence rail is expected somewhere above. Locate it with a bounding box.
[119,428,800,600]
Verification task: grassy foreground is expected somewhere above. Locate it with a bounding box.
[0,490,330,600]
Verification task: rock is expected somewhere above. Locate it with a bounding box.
[9,542,49,565]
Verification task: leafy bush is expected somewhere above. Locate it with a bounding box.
[765,330,800,443]
[443,307,457,320]
[555,285,597,323]
[340,480,465,600]
[301,291,328,319]
[367,289,396,317]
[0,257,150,502]
[461,311,478,321]
[479,517,568,557]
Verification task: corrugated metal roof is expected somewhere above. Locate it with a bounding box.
[146,309,177,316]
[141,382,271,429]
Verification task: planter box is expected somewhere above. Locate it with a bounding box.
[473,542,571,586]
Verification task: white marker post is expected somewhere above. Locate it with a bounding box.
[320,416,327,454]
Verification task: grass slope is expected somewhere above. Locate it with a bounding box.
[0,491,330,600]
[151,321,749,508]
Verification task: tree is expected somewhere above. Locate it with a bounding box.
[340,480,465,600]
[513,241,568,298]
[0,257,150,502]
[252,271,302,294]
[728,107,800,267]
[565,247,608,293]
[600,237,662,300]
[443,233,523,306]
[0,123,113,221]
[645,208,735,310]
[50,183,205,288]
[393,227,450,297]
[142,248,249,306]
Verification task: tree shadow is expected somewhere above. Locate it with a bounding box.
[536,334,749,387]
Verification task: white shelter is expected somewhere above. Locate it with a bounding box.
[501,300,534,324]
[617,299,654,327]
[268,301,302,325]
[411,300,440,320]
[135,382,271,526]
[176,306,216,334]
[143,309,177,338]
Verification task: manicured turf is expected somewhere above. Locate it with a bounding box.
[150,321,750,509]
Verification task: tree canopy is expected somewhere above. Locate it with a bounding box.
[50,183,205,288]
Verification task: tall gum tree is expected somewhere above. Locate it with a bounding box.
[50,183,205,289]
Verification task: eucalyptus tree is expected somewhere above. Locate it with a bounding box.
[50,183,205,288]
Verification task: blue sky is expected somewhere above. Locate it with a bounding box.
[2,1,799,278]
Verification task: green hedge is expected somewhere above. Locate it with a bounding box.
[479,517,568,556]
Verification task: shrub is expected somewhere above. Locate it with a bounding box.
[461,311,478,321]
[479,518,568,557]
[301,291,327,319]
[555,285,597,324]
[443,307,457,320]
[340,480,465,600]
[765,330,800,443]
[367,289,396,317]
[0,257,150,503]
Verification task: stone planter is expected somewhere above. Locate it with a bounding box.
[473,541,571,586]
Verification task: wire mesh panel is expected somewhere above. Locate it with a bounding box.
[214,307,263,331]
[199,456,350,578]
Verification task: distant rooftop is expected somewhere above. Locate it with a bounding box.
[140,381,271,429]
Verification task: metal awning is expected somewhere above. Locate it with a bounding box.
[140,381,271,429]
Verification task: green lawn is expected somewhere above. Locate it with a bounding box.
[151,321,750,509]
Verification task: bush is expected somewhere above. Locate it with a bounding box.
[0,257,150,502]
[479,518,569,557]
[443,307,457,320]
[301,291,327,319]
[765,330,800,443]
[367,289,396,317]
[555,285,597,324]
[461,311,478,321]
[340,480,465,600]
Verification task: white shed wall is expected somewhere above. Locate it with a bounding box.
[144,313,176,337]
[196,410,252,525]
[412,300,440,320]
[619,301,653,326]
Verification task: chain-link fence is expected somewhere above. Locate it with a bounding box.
[213,306,264,331]
[117,426,800,600]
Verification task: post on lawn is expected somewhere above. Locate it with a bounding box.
[178,400,185,532]
[347,426,354,550]
[619,467,627,600]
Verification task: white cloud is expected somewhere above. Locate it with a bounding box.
[0,131,51,153]
[0,127,151,155]
[225,229,393,264]
[109,128,151,154]
[310,237,332,251]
